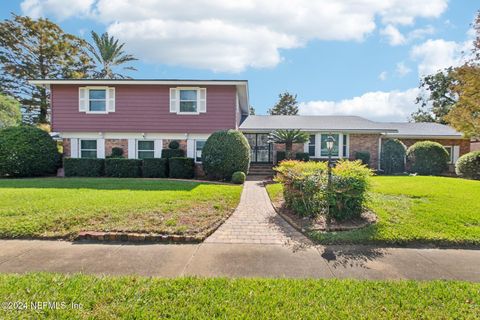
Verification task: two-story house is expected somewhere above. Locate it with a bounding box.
[30,79,470,173]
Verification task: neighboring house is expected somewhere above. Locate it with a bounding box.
[30,79,469,174]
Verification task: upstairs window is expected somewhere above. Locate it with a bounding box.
[179,90,198,113]
[137,141,155,159]
[89,89,106,112]
[80,140,97,158]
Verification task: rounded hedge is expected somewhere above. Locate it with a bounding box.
[455,151,480,180]
[231,171,246,184]
[381,139,406,174]
[406,141,449,175]
[0,126,58,177]
[202,130,250,180]
[168,140,180,150]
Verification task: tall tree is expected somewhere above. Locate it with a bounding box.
[249,106,256,115]
[0,94,21,128]
[268,91,299,115]
[410,67,456,124]
[445,65,480,139]
[88,31,138,79]
[0,14,92,124]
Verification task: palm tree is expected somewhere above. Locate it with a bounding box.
[88,31,138,79]
[268,129,309,159]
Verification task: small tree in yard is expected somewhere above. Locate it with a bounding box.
[269,129,309,159]
[0,94,21,128]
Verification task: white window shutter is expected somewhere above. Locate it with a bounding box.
[128,139,136,159]
[187,139,195,158]
[79,88,88,112]
[70,138,79,158]
[453,146,460,163]
[107,87,115,112]
[170,88,178,113]
[303,142,309,153]
[97,139,105,159]
[198,88,207,113]
[154,139,163,158]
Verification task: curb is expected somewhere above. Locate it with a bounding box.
[75,231,203,243]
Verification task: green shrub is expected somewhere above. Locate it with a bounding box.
[168,140,180,150]
[143,158,168,178]
[231,171,246,184]
[105,159,142,178]
[274,160,372,221]
[169,157,194,179]
[107,147,124,158]
[161,149,185,159]
[202,130,250,180]
[276,151,286,163]
[64,158,104,177]
[355,151,370,166]
[407,141,449,175]
[0,126,58,177]
[456,151,480,180]
[295,152,310,162]
[381,139,406,174]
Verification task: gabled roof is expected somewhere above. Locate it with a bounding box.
[239,115,397,133]
[383,122,463,138]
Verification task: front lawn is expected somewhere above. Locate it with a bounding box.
[0,178,242,239]
[0,273,478,319]
[266,176,480,246]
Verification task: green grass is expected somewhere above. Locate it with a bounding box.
[0,178,242,238]
[0,273,478,319]
[266,176,480,246]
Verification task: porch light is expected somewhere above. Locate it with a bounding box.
[326,135,335,152]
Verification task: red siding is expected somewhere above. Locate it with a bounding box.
[51,84,237,133]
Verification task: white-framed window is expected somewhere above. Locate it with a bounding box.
[179,89,198,113]
[320,133,340,157]
[88,89,107,112]
[195,140,206,162]
[80,139,97,158]
[137,140,155,159]
[79,87,115,113]
[170,87,206,114]
[308,135,315,157]
[444,146,454,164]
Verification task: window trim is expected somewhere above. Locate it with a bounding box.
[443,145,454,164]
[136,140,155,159]
[177,87,200,115]
[85,86,109,114]
[195,139,206,163]
[79,139,98,159]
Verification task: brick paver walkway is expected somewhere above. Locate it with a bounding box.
[205,179,311,245]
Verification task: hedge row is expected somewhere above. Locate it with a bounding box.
[64,157,194,179]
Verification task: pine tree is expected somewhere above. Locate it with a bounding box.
[268,91,299,115]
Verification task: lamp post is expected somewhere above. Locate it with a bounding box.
[326,135,335,229]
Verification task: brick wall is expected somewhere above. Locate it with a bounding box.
[105,139,128,157]
[63,138,71,157]
[349,134,381,168]
[399,138,470,156]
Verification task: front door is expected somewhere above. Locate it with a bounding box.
[245,133,273,163]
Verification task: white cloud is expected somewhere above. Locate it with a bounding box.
[21,0,94,20]
[299,88,420,121]
[21,0,448,72]
[380,25,406,46]
[408,25,435,40]
[378,71,388,81]
[395,62,412,76]
[410,39,471,76]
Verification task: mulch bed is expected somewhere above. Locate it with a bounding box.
[270,198,377,233]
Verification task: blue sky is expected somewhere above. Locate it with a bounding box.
[0,1,477,120]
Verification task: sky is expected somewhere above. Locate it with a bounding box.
[0,0,477,121]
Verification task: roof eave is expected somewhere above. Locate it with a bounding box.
[28,79,249,86]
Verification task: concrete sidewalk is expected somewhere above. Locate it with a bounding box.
[0,240,479,281]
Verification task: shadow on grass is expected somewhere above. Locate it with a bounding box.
[0,178,211,191]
